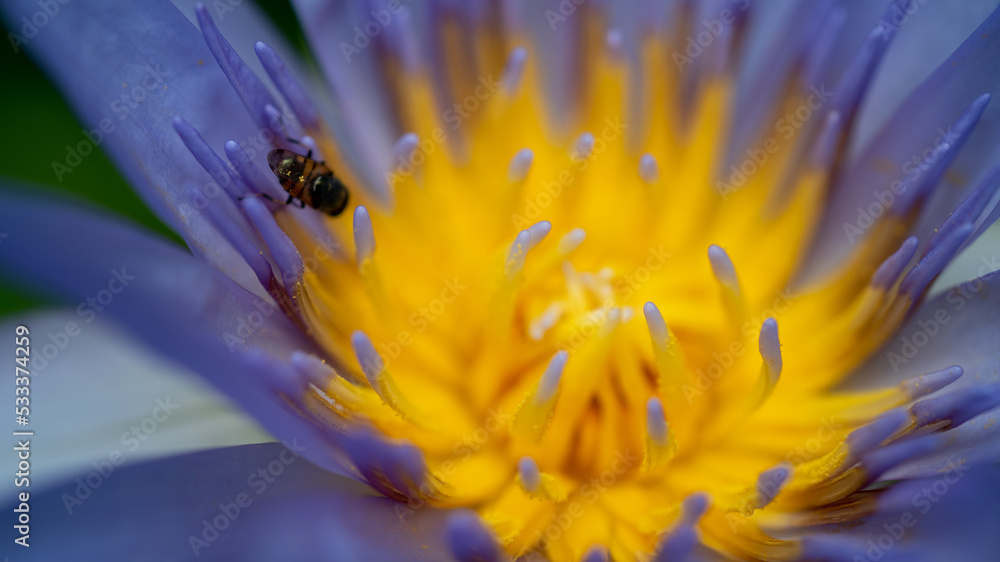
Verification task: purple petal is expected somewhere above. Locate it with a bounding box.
[12,442,451,561]
[0,0,286,288]
[806,465,1000,562]
[808,5,1000,273]
[839,269,1000,477]
[0,191,350,475]
[288,0,399,198]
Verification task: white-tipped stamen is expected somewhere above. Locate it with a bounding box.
[643,302,686,394]
[505,229,532,278]
[502,47,528,96]
[289,350,337,388]
[597,307,622,337]
[620,305,635,323]
[350,330,385,386]
[517,456,541,493]
[512,350,569,441]
[644,397,678,470]
[753,463,792,510]
[350,330,423,422]
[536,350,569,404]
[557,228,586,255]
[353,206,376,268]
[639,153,660,184]
[571,132,596,161]
[529,302,565,341]
[507,148,534,182]
[707,244,741,297]
[391,133,419,172]
[759,318,783,387]
[605,28,624,58]
[525,221,552,250]
[646,397,669,444]
[298,134,320,160]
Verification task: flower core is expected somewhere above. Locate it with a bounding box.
[183,5,996,560]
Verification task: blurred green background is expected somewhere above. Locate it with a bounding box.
[0,0,304,317]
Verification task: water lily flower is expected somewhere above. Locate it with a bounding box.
[4,0,1000,560]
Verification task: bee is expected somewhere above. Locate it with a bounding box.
[262,143,350,217]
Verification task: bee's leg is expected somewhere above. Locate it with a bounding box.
[239,193,282,204]
[294,199,306,209]
[285,137,313,160]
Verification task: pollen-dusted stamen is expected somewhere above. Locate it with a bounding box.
[516,455,569,502]
[653,493,711,561]
[350,331,425,423]
[507,148,534,183]
[289,350,337,388]
[643,302,686,396]
[525,221,552,250]
[644,397,678,471]
[511,350,568,441]
[909,382,1000,429]
[505,225,549,279]
[516,456,540,493]
[752,463,792,510]
[901,366,964,399]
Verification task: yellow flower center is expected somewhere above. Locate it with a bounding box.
[273,27,942,562]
